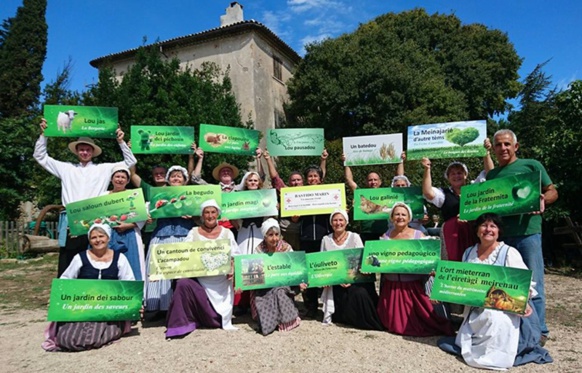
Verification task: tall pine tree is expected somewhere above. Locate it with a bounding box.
[0,0,47,118]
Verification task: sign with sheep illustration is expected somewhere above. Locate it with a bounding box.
[406,120,487,160]
[306,248,374,287]
[66,189,148,236]
[130,125,194,154]
[148,185,221,219]
[342,133,402,166]
[361,239,441,274]
[148,239,232,280]
[266,128,325,156]
[43,105,118,138]
[221,189,278,220]
[459,171,541,221]
[198,123,260,156]
[431,260,532,315]
[234,251,307,291]
[47,279,144,322]
[354,186,425,221]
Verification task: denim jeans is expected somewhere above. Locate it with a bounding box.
[503,234,548,335]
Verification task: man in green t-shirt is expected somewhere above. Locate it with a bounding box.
[486,129,558,344]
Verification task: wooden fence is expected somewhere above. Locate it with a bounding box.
[0,221,59,256]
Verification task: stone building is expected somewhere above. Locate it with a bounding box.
[90,2,301,135]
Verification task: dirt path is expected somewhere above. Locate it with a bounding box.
[0,271,580,372]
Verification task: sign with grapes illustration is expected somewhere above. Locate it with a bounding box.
[361,239,441,274]
[148,239,232,280]
[431,260,532,315]
[459,171,541,221]
[406,120,487,160]
[66,189,148,236]
[221,189,278,220]
[266,128,325,156]
[342,133,403,166]
[306,248,374,287]
[47,279,144,321]
[354,187,425,221]
[198,123,260,156]
[130,125,194,154]
[43,105,118,138]
[149,185,221,219]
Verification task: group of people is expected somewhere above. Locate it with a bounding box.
[34,119,555,369]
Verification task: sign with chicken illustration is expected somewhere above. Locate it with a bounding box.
[354,187,425,220]
[198,123,260,156]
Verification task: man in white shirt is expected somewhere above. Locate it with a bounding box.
[34,118,137,276]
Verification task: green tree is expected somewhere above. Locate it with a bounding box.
[0,0,47,118]
[0,0,47,219]
[84,46,249,184]
[286,8,521,140]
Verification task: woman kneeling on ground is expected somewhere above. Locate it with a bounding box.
[249,218,306,335]
[165,199,238,339]
[42,224,136,352]
[438,213,553,370]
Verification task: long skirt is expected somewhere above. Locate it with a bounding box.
[377,277,454,337]
[331,283,383,331]
[144,235,184,311]
[165,278,221,338]
[42,321,130,352]
[251,287,300,335]
[442,217,477,262]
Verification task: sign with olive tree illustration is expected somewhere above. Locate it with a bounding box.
[459,171,541,221]
[406,120,487,160]
[342,133,402,166]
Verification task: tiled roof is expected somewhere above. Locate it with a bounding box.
[90,20,301,67]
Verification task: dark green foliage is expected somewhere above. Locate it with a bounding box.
[445,127,480,147]
[0,0,47,118]
[0,0,47,219]
[286,8,521,140]
[85,46,249,184]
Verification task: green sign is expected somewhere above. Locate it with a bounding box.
[198,123,260,155]
[266,128,325,156]
[280,183,346,217]
[43,105,118,138]
[130,125,194,154]
[66,189,148,236]
[221,189,278,220]
[431,260,532,315]
[354,187,425,221]
[342,133,403,166]
[149,185,221,219]
[406,120,487,160]
[148,239,232,280]
[306,248,375,287]
[361,239,441,274]
[234,251,307,291]
[459,171,541,221]
[47,279,143,322]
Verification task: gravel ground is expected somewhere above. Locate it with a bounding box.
[0,273,580,373]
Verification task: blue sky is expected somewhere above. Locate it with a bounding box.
[2,0,580,97]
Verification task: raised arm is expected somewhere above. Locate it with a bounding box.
[192,146,204,180]
[320,148,328,181]
[116,128,137,168]
[255,148,265,180]
[421,157,436,200]
[342,153,358,191]
[129,165,142,188]
[33,118,69,178]
[396,151,406,176]
[187,142,196,177]
[264,150,280,180]
[483,138,494,173]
